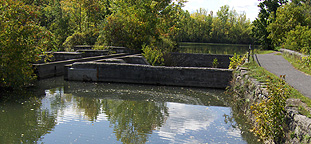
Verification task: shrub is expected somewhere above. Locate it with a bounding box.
[142,36,176,66]
[63,30,99,51]
[0,0,54,88]
[212,58,219,68]
[142,44,164,66]
[251,75,289,143]
[229,53,246,69]
[283,25,311,55]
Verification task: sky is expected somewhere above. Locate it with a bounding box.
[182,0,261,21]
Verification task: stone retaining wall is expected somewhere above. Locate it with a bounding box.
[67,62,233,89]
[232,67,311,143]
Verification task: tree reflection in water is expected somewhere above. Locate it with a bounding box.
[101,99,168,144]
[0,78,258,144]
[0,91,57,143]
[49,87,169,144]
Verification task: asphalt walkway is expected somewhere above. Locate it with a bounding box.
[255,52,311,99]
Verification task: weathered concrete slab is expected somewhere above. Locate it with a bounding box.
[52,52,83,61]
[74,45,93,51]
[67,62,233,89]
[33,53,129,79]
[93,54,150,65]
[77,49,109,57]
[165,53,232,68]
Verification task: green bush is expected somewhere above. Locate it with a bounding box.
[142,36,176,66]
[251,75,289,143]
[283,25,311,55]
[63,30,99,51]
[300,56,311,70]
[142,44,164,66]
[229,53,246,69]
[212,58,219,68]
[0,1,54,88]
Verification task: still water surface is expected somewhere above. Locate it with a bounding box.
[179,42,257,55]
[0,77,260,144]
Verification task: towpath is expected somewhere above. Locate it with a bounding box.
[255,52,311,99]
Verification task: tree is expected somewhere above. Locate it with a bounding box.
[0,0,54,88]
[97,0,183,51]
[252,0,288,50]
[267,1,311,54]
[267,2,310,47]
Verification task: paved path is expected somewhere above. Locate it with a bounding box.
[255,52,311,99]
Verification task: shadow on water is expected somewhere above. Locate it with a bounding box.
[178,42,258,55]
[0,77,261,144]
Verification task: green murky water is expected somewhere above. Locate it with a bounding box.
[178,42,257,55]
[0,77,260,144]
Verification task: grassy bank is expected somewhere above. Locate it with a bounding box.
[282,53,311,76]
[244,55,311,117]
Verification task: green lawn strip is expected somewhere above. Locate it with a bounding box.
[282,54,311,76]
[253,50,276,55]
[243,59,311,117]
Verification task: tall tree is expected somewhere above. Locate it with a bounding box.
[267,1,311,54]
[252,0,288,50]
[0,0,54,88]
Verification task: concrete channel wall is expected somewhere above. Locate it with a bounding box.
[33,53,129,79]
[165,53,232,68]
[67,62,233,89]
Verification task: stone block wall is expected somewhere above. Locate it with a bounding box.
[34,53,129,79]
[67,62,233,89]
[164,53,232,68]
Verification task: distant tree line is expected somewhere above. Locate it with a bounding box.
[175,6,254,44]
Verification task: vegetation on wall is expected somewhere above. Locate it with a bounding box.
[251,75,289,143]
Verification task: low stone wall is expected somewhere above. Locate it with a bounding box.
[231,67,311,143]
[165,53,232,68]
[67,62,233,89]
[280,48,308,59]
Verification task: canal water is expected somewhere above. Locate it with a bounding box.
[0,77,260,144]
[0,43,260,143]
[178,42,257,55]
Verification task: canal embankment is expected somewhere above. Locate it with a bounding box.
[230,52,311,143]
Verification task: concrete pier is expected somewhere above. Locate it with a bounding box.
[65,53,234,89]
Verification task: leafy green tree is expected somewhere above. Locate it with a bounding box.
[267,1,311,54]
[284,25,311,54]
[252,0,288,50]
[97,0,182,51]
[0,0,54,88]
[267,2,311,47]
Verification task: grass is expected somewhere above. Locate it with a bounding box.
[253,49,276,55]
[282,54,311,76]
[243,58,311,116]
